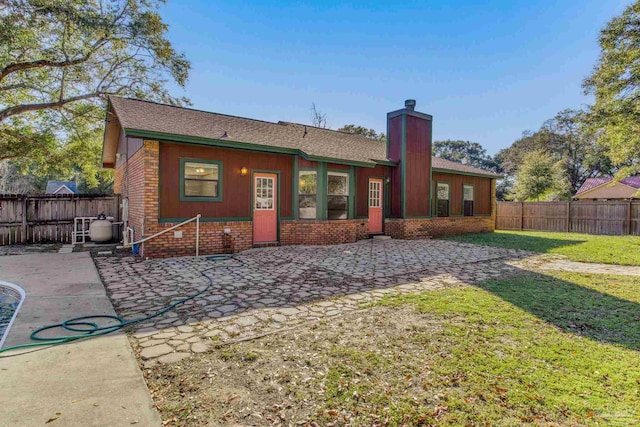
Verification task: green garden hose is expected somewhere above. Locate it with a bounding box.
[0,254,240,356]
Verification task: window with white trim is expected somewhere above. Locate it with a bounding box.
[463,184,474,216]
[327,172,349,220]
[298,171,317,219]
[255,176,274,210]
[436,182,450,217]
[369,180,381,208]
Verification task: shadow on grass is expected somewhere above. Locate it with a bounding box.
[476,271,640,351]
[445,232,587,254]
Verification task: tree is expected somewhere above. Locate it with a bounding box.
[432,139,499,171]
[511,151,570,201]
[337,124,385,141]
[495,110,612,194]
[310,103,327,128]
[0,0,190,184]
[583,1,640,176]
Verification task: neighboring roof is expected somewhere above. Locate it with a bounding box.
[432,157,502,178]
[105,96,501,177]
[575,176,640,196]
[45,181,77,194]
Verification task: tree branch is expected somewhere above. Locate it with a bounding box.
[0,92,105,123]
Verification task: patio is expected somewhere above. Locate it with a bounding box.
[94,239,535,366]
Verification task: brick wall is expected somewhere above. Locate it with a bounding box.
[385,216,494,239]
[142,220,253,258]
[281,219,369,246]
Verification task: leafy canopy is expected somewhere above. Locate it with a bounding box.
[432,139,499,172]
[511,150,570,202]
[337,124,385,141]
[583,0,640,175]
[0,0,190,191]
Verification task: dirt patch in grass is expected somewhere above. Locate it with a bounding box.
[143,274,640,427]
[146,307,449,426]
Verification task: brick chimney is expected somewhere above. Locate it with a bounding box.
[387,100,432,218]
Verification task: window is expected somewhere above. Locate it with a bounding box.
[436,182,449,217]
[181,159,222,201]
[298,171,317,219]
[255,176,274,210]
[463,184,474,216]
[328,172,349,219]
[369,180,381,208]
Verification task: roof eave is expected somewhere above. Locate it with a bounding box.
[432,167,503,179]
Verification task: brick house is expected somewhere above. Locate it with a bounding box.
[102,97,501,258]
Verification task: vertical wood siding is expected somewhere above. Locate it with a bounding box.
[356,165,388,217]
[432,172,492,215]
[159,142,293,220]
[405,115,431,217]
[388,116,403,218]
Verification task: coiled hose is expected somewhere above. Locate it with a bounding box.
[0,254,239,356]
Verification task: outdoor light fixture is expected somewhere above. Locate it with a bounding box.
[240,167,248,176]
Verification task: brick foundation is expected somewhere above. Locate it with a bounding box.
[280,219,369,246]
[142,221,253,258]
[385,216,494,239]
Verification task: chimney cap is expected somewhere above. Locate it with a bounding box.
[405,99,416,110]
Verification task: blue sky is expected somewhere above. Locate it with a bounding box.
[160,1,629,155]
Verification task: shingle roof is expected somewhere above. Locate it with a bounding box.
[576,176,640,195]
[45,181,77,194]
[108,96,501,177]
[432,157,501,177]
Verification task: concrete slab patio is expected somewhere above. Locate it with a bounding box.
[0,252,161,427]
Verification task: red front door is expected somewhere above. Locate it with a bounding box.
[368,178,383,233]
[253,173,278,243]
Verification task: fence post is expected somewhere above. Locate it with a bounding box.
[21,196,27,243]
[628,200,632,235]
[566,201,571,232]
[520,202,524,231]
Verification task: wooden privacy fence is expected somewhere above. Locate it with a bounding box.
[496,201,640,236]
[0,194,121,245]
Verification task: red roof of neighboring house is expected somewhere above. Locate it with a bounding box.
[576,176,640,195]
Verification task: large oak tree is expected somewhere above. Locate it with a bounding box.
[0,0,189,190]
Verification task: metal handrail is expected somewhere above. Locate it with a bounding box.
[119,214,201,256]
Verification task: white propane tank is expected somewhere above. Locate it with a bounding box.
[89,215,113,242]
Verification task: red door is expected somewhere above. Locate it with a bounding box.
[253,173,278,243]
[368,178,383,233]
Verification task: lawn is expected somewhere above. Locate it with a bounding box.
[146,270,640,426]
[445,230,640,265]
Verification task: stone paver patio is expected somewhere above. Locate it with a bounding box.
[94,239,536,366]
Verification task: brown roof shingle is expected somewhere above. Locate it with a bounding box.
[108,96,501,177]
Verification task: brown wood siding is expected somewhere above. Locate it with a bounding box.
[432,172,492,215]
[388,115,402,217]
[327,163,350,170]
[298,157,317,169]
[356,165,388,217]
[405,115,431,217]
[159,142,293,219]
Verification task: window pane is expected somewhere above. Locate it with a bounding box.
[185,179,218,197]
[463,185,474,201]
[464,200,474,216]
[437,200,449,217]
[299,195,317,219]
[328,173,348,195]
[437,183,449,201]
[299,171,317,195]
[185,162,218,180]
[328,195,348,219]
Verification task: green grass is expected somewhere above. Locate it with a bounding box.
[445,230,640,265]
[373,271,640,426]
